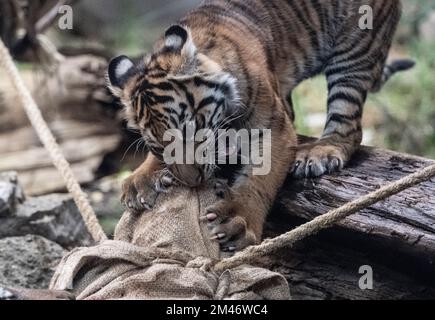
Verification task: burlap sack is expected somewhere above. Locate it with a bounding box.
[49,187,291,300]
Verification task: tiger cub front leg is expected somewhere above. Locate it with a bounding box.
[203,180,258,254]
[122,153,174,214]
[204,116,296,254]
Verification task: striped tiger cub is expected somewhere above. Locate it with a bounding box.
[108,0,413,253]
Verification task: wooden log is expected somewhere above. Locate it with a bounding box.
[0,120,118,154]
[0,121,121,195]
[18,156,103,196]
[264,236,435,300]
[269,141,435,293]
[0,135,120,172]
[0,55,112,132]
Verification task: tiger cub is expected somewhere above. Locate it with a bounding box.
[108,0,413,253]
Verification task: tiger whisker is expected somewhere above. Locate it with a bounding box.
[121,137,143,161]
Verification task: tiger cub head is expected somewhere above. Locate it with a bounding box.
[108,25,241,186]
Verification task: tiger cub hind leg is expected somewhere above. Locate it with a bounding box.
[292,56,415,179]
[292,57,370,179]
[291,1,414,179]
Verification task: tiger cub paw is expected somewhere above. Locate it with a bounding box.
[121,170,174,214]
[203,180,257,255]
[292,142,346,178]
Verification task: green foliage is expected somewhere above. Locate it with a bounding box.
[372,40,435,157]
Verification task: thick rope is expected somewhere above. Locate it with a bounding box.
[0,39,107,243]
[215,161,435,271]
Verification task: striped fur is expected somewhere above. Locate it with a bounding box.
[108,0,411,252]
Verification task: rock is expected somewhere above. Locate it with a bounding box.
[0,235,66,289]
[0,172,24,217]
[0,171,93,247]
[0,193,93,248]
[0,287,75,300]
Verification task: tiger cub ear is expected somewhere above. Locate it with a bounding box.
[107,55,135,92]
[164,25,196,60]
